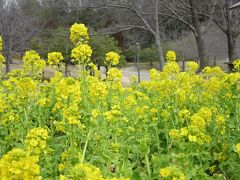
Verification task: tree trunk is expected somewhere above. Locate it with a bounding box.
[97,60,101,70]
[226,31,238,62]
[65,60,69,77]
[155,0,164,70]
[195,34,208,70]
[5,54,10,73]
[5,21,14,74]
[5,38,12,74]
[155,34,164,70]
[190,0,208,70]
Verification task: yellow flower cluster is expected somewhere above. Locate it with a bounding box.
[216,115,225,126]
[16,77,37,100]
[105,51,120,66]
[1,111,19,126]
[236,143,240,157]
[107,68,122,81]
[58,148,83,173]
[62,103,82,126]
[190,114,206,131]
[23,50,46,75]
[180,127,188,136]
[149,68,159,80]
[188,135,197,142]
[37,97,50,107]
[60,163,104,180]
[25,127,49,154]
[54,77,82,102]
[0,148,40,179]
[202,66,224,78]
[198,107,212,122]
[71,44,92,64]
[160,167,171,177]
[91,109,100,119]
[0,24,239,179]
[89,77,108,102]
[166,50,176,62]
[187,61,199,72]
[163,61,180,74]
[233,59,240,71]
[104,106,122,122]
[169,129,181,139]
[0,36,4,68]
[0,54,5,68]
[178,109,191,120]
[160,166,185,180]
[70,23,89,45]
[53,78,82,129]
[47,52,64,66]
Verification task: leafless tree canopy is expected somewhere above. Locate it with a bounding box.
[0,0,240,72]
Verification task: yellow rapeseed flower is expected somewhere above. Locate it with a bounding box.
[23,50,46,75]
[163,61,180,74]
[217,152,226,162]
[187,61,198,72]
[188,135,197,142]
[169,129,181,139]
[25,127,49,154]
[89,78,108,101]
[233,59,240,71]
[160,166,185,179]
[37,98,50,107]
[47,52,64,66]
[0,54,5,68]
[91,109,100,119]
[236,143,240,157]
[0,148,41,179]
[166,50,176,62]
[198,107,212,122]
[105,51,120,66]
[160,167,172,177]
[161,110,170,120]
[54,121,65,133]
[62,163,104,180]
[107,68,122,81]
[190,114,206,131]
[71,44,92,64]
[149,68,159,80]
[70,23,89,45]
[178,109,191,120]
[216,115,225,126]
[180,127,188,136]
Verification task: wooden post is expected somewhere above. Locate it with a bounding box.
[214,57,217,67]
[182,60,185,72]
[136,42,141,83]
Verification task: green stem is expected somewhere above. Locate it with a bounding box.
[236,96,240,132]
[145,154,151,177]
[71,126,75,157]
[81,130,91,164]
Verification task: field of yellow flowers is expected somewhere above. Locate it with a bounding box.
[0,24,240,180]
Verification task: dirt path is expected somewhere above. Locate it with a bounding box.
[8,59,231,86]
[8,60,151,86]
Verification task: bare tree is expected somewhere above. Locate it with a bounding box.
[161,0,216,70]
[0,0,40,73]
[88,0,168,70]
[213,0,240,63]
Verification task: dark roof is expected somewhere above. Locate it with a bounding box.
[229,2,240,9]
